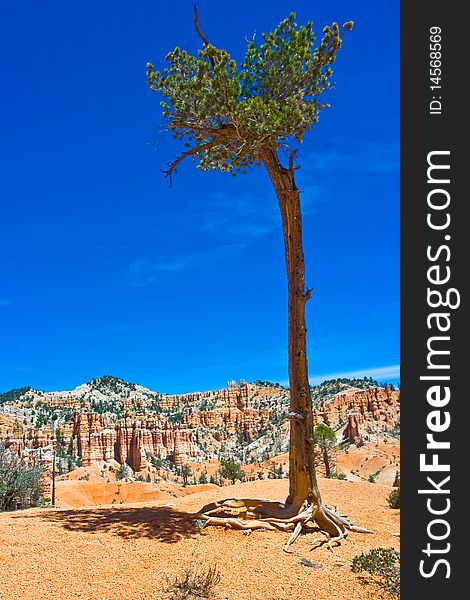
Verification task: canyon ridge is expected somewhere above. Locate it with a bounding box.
[0,376,399,506]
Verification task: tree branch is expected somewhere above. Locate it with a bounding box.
[288,148,300,173]
[193,5,217,70]
[169,120,237,138]
[163,124,247,185]
[287,411,306,420]
[163,139,219,185]
[193,5,210,48]
[244,30,257,44]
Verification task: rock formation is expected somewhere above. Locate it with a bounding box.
[1,380,400,476]
[324,386,400,443]
[70,413,201,471]
[343,412,365,444]
[72,413,116,465]
[181,380,271,441]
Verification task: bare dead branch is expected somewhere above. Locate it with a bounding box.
[288,148,300,172]
[193,5,211,48]
[193,5,218,71]
[286,411,306,420]
[304,287,313,303]
[163,139,219,185]
[244,30,257,44]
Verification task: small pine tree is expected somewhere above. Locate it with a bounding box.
[314,423,338,478]
[116,463,128,481]
[181,463,192,486]
[219,458,245,485]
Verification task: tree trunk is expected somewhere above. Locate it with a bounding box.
[51,452,56,507]
[262,146,322,511]
[195,145,370,541]
[322,446,331,478]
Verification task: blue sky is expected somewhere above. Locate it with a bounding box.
[0,1,399,393]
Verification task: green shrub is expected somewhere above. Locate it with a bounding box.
[328,471,347,480]
[351,548,399,597]
[116,463,128,481]
[0,443,44,511]
[388,487,400,508]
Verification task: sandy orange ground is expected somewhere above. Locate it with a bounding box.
[0,479,399,600]
[54,479,219,508]
[337,442,400,484]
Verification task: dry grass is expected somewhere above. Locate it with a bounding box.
[164,563,221,599]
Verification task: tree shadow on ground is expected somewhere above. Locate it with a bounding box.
[14,505,201,543]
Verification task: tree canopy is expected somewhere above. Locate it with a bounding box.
[146,10,352,179]
[219,458,245,485]
[314,423,337,443]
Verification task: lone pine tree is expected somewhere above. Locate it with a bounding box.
[147,8,370,550]
[314,423,338,478]
[219,458,246,485]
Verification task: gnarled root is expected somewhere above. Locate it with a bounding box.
[193,497,374,551]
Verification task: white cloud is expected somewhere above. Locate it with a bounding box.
[200,183,322,244]
[201,191,279,239]
[305,140,399,174]
[127,252,216,286]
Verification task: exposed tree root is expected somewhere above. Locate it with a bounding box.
[193,497,374,551]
